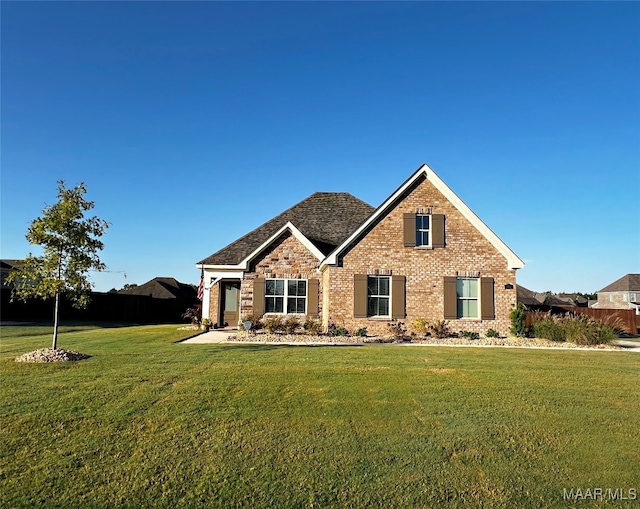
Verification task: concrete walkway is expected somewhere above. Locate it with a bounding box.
[180,328,238,343]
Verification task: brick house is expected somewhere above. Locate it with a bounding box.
[197,164,524,335]
[591,274,640,315]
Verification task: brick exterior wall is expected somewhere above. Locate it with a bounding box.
[324,176,518,336]
[239,231,323,320]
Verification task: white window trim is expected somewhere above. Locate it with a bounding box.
[367,275,391,318]
[457,277,481,320]
[416,213,432,248]
[265,278,308,315]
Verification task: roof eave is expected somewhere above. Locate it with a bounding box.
[197,222,325,272]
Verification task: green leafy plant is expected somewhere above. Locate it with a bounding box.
[6,181,109,349]
[429,320,452,339]
[327,323,349,337]
[354,327,368,337]
[531,313,565,342]
[509,303,529,337]
[460,330,480,340]
[485,328,501,339]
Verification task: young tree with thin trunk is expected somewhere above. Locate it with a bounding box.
[6,181,109,349]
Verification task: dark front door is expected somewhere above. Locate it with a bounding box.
[221,281,240,328]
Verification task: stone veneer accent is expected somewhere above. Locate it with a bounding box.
[324,176,517,336]
[240,231,323,319]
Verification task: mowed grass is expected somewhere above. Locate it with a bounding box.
[1,325,639,508]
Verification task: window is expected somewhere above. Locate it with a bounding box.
[367,276,390,317]
[457,278,479,319]
[416,214,431,246]
[265,279,307,314]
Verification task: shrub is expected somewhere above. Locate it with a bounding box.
[509,303,529,337]
[354,327,368,337]
[530,312,619,345]
[283,316,301,334]
[411,317,430,336]
[182,306,202,326]
[241,314,263,331]
[532,314,565,342]
[562,313,618,345]
[429,320,452,339]
[327,323,349,337]
[460,330,480,340]
[263,315,285,333]
[302,318,321,335]
[387,322,407,341]
[485,328,500,338]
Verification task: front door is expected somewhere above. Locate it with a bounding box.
[221,281,240,328]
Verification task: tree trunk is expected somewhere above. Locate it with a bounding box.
[52,292,60,350]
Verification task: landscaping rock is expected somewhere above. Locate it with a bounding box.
[15,348,91,363]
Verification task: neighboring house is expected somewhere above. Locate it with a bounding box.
[197,164,524,335]
[516,285,546,308]
[119,277,198,300]
[592,274,640,315]
[1,259,24,289]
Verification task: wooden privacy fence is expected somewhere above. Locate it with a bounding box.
[526,306,638,335]
[0,289,197,324]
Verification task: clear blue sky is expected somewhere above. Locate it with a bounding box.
[2,2,639,294]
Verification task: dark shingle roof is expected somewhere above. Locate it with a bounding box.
[598,274,640,293]
[119,277,197,299]
[198,192,374,265]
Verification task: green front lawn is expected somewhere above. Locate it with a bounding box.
[1,324,638,508]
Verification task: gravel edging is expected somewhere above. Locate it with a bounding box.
[15,348,91,363]
[226,332,625,350]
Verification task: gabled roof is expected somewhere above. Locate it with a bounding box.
[119,277,198,299]
[1,259,24,270]
[198,192,374,266]
[598,274,640,293]
[517,285,546,306]
[321,164,525,270]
